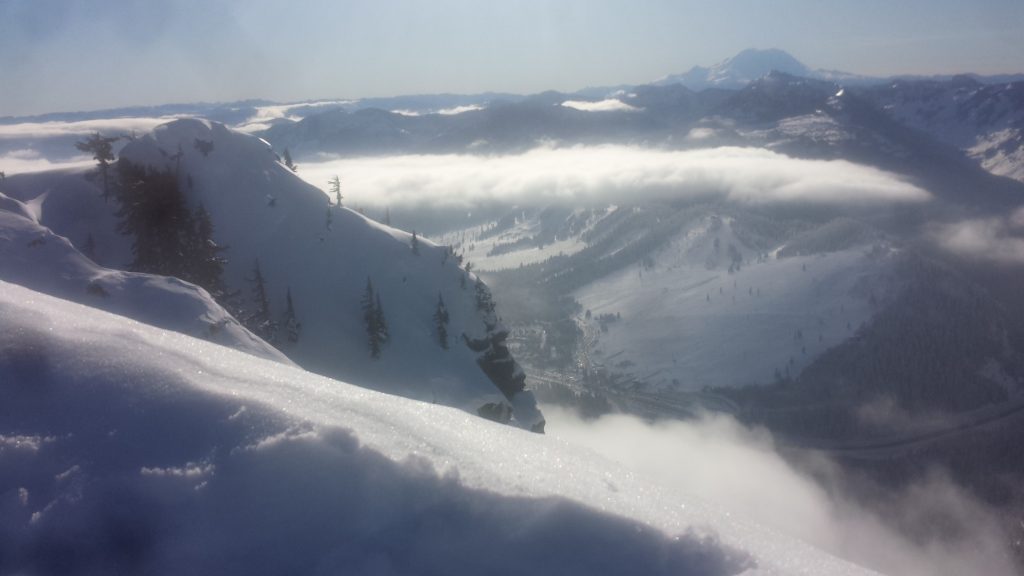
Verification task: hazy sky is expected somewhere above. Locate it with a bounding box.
[2,0,1022,116]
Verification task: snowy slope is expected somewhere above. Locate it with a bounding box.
[0,280,878,576]
[1,166,133,269]
[456,206,898,394]
[858,78,1024,182]
[573,217,894,391]
[0,192,287,363]
[115,119,543,428]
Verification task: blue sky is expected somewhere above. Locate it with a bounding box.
[2,0,1022,116]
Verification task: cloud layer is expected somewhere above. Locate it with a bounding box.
[934,207,1024,265]
[299,145,930,210]
[561,99,640,112]
[236,100,354,133]
[0,116,184,140]
[0,149,92,174]
[545,407,1016,576]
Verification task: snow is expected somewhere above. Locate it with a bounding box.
[866,81,1024,182]
[574,239,887,390]
[0,280,877,575]
[968,128,1024,182]
[0,192,287,363]
[656,49,811,90]
[458,208,892,391]
[749,113,853,147]
[449,211,592,272]
[2,166,134,268]
[69,118,543,428]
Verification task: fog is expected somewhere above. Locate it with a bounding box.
[235,100,353,133]
[561,99,640,112]
[935,207,1024,265]
[0,116,186,171]
[0,116,184,140]
[299,145,930,211]
[545,407,1016,576]
[0,149,92,174]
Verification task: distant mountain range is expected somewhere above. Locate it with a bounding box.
[652,48,1024,91]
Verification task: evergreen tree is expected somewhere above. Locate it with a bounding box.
[328,175,342,206]
[82,233,97,261]
[194,138,214,157]
[411,231,420,255]
[434,293,450,349]
[111,159,229,303]
[282,287,302,343]
[362,277,381,358]
[375,293,389,343]
[189,204,228,299]
[475,277,496,315]
[170,144,184,176]
[75,132,119,200]
[246,259,276,341]
[326,205,333,230]
[383,207,391,226]
[113,159,192,278]
[283,148,297,172]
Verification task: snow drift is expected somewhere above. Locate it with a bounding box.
[0,281,876,575]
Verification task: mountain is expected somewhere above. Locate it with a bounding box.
[1,119,545,431]
[698,72,1024,208]
[260,96,670,157]
[460,204,900,395]
[652,48,1022,93]
[655,48,813,90]
[4,58,1024,575]
[855,77,1024,182]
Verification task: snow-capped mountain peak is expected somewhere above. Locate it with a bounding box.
[656,48,812,90]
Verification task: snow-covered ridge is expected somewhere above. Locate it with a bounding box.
[115,119,543,429]
[454,205,896,392]
[859,79,1024,182]
[0,191,287,362]
[0,280,878,575]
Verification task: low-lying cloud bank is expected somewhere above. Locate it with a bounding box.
[299,145,930,210]
[0,116,184,140]
[935,207,1024,265]
[545,407,1017,576]
[561,99,640,113]
[0,150,92,174]
[237,100,354,131]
